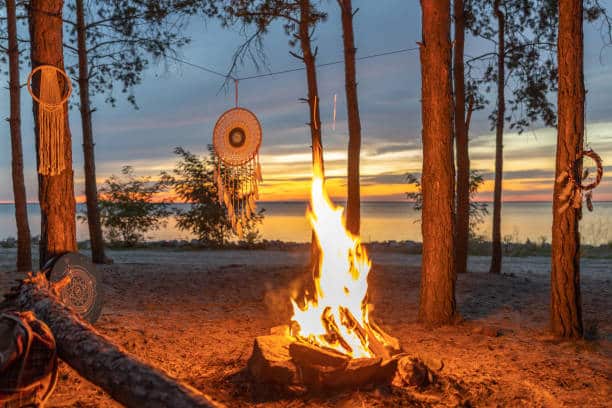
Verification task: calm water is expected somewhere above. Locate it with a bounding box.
[0,202,611,245]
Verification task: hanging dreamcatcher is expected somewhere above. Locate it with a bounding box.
[213,81,262,238]
[27,65,72,176]
[557,149,603,213]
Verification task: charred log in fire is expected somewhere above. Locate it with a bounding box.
[248,332,398,390]
[247,329,437,391]
[2,273,220,408]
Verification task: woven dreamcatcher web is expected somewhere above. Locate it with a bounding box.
[213,105,262,238]
[27,65,72,176]
[556,98,604,214]
[557,149,603,213]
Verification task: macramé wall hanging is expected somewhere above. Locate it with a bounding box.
[27,65,72,176]
[213,82,262,238]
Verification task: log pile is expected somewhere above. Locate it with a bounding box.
[248,325,431,391]
[2,273,221,408]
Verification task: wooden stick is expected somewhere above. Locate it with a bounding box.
[339,307,390,360]
[322,307,353,354]
[4,273,221,408]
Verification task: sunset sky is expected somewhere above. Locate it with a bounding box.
[1,0,611,203]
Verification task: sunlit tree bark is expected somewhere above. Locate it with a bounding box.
[551,0,584,338]
[297,0,325,271]
[29,0,78,267]
[418,0,457,325]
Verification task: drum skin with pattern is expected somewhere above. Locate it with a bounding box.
[43,252,103,324]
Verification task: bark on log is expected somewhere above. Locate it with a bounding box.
[5,273,220,408]
[248,335,297,385]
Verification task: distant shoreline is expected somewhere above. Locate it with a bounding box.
[1,200,612,205]
[2,202,611,246]
[1,237,610,259]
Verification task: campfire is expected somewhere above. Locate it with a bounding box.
[249,165,402,389]
[290,165,400,359]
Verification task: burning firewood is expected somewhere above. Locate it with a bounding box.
[288,340,398,390]
[2,273,221,408]
[289,341,349,369]
[248,331,399,391]
[248,155,406,391]
[287,168,402,361]
[339,306,391,359]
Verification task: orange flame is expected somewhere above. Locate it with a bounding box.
[290,164,396,359]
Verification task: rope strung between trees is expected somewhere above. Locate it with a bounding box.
[168,47,419,83]
[191,47,413,237]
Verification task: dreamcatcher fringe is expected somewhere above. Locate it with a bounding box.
[215,154,262,238]
[38,69,66,176]
[557,150,603,214]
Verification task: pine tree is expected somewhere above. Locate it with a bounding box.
[4,0,32,272]
[29,0,78,267]
[64,0,196,263]
[418,0,457,325]
[454,0,470,275]
[338,0,362,236]
[551,0,585,338]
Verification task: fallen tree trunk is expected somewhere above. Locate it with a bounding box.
[3,273,220,408]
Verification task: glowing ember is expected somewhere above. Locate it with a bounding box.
[290,164,397,359]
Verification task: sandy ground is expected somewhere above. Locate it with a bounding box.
[0,248,610,407]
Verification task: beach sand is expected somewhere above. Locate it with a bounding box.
[0,248,610,407]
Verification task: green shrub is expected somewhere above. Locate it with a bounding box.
[162,146,264,247]
[80,166,170,247]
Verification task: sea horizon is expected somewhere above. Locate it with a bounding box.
[2,200,612,205]
[1,201,611,245]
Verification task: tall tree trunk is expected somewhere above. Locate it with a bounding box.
[338,0,361,236]
[454,0,469,275]
[76,0,106,264]
[29,0,78,268]
[299,0,324,174]
[6,0,32,273]
[298,0,324,271]
[418,0,457,325]
[489,0,505,275]
[551,0,584,338]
